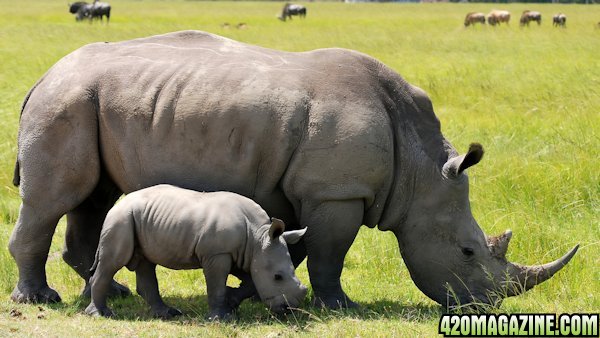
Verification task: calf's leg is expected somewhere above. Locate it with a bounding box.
[135,259,182,319]
[85,210,135,317]
[203,254,234,321]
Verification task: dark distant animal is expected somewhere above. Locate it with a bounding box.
[69,2,92,21]
[278,3,306,21]
[464,12,486,27]
[88,1,111,23]
[553,13,566,27]
[69,1,110,23]
[69,2,87,14]
[520,10,542,27]
[487,10,510,26]
[9,30,578,310]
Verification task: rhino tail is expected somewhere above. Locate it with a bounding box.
[90,248,100,274]
[12,160,20,187]
[13,74,47,188]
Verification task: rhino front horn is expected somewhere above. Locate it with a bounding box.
[507,244,579,296]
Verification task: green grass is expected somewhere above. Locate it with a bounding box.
[0,0,598,336]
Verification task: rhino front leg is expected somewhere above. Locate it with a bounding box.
[203,254,234,321]
[226,267,258,309]
[302,199,363,309]
[63,179,130,299]
[135,259,182,319]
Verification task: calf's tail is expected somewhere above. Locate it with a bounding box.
[90,247,100,274]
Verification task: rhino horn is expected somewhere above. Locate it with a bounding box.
[487,229,512,259]
[505,244,579,296]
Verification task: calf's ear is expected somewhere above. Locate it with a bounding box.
[282,228,307,245]
[442,143,484,178]
[269,218,286,240]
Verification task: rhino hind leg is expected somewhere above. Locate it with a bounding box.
[9,205,64,303]
[301,199,363,309]
[63,173,130,299]
[10,96,101,303]
[135,259,182,319]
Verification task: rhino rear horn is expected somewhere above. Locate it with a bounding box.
[443,143,484,178]
[488,230,512,259]
[268,217,286,240]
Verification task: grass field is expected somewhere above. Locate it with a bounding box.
[0,0,598,336]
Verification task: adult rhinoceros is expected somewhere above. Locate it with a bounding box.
[10,30,577,309]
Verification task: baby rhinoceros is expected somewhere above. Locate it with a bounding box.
[84,184,308,320]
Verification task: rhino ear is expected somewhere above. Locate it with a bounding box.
[443,143,484,178]
[281,228,307,245]
[268,217,286,240]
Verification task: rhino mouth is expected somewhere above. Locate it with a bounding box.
[442,280,505,312]
[445,292,503,312]
[264,294,305,314]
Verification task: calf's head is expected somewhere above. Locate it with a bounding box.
[397,143,578,309]
[251,218,308,313]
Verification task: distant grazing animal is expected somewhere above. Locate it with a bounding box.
[464,12,486,27]
[278,3,306,21]
[88,1,111,23]
[520,10,542,27]
[69,2,92,21]
[69,1,110,23]
[236,22,248,30]
[552,13,566,27]
[69,2,87,14]
[487,10,510,26]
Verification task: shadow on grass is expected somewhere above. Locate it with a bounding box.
[59,293,441,327]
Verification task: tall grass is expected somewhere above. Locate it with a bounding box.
[0,1,598,336]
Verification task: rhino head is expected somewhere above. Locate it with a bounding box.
[396,143,578,309]
[250,218,308,313]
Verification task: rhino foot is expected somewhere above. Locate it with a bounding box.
[206,308,236,322]
[225,286,260,309]
[312,294,359,310]
[85,302,114,318]
[153,306,183,319]
[82,280,131,298]
[11,285,61,304]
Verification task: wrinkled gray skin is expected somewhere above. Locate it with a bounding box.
[11,30,577,309]
[84,185,307,320]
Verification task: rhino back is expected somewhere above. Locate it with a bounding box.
[31,31,445,227]
[126,186,267,269]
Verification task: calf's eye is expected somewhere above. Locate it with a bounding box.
[274,274,283,281]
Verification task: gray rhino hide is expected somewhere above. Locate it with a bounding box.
[12,31,575,308]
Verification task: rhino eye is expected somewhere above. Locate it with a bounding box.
[274,274,283,281]
[461,247,475,257]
